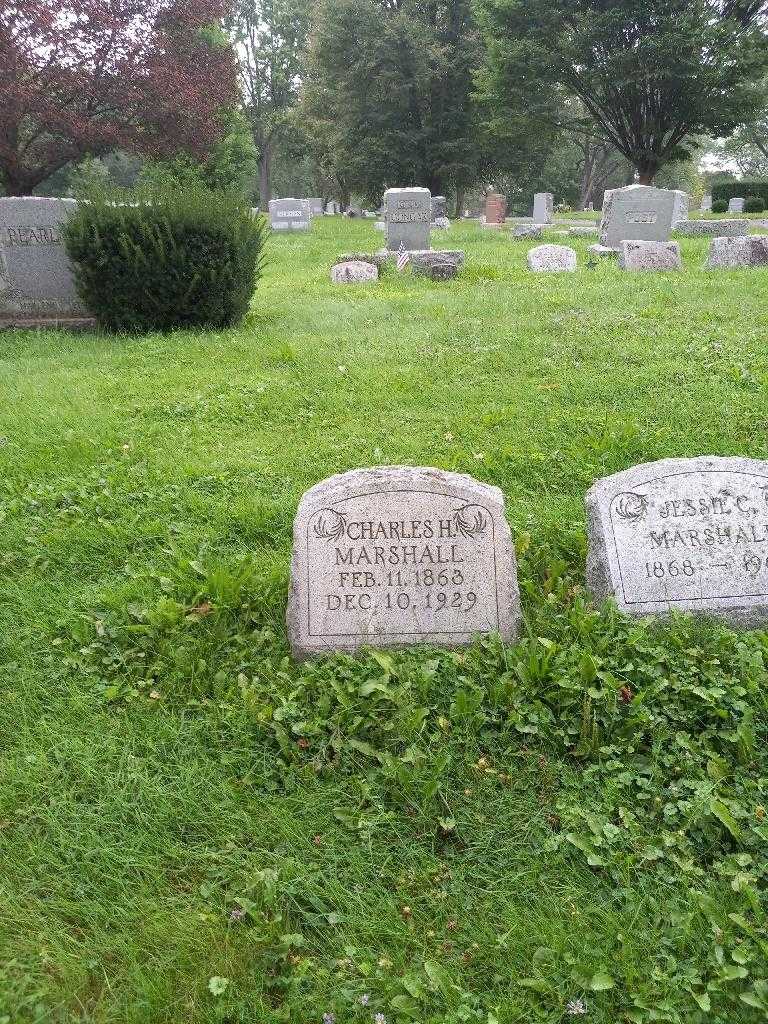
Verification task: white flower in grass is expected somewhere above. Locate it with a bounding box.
[566,997,587,1015]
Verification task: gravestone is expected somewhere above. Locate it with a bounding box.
[586,456,768,628]
[384,187,431,251]
[0,197,93,327]
[484,192,507,226]
[532,192,554,225]
[527,244,577,272]
[308,198,324,216]
[326,201,340,215]
[410,251,462,277]
[514,224,542,239]
[671,190,689,226]
[599,184,676,248]
[701,194,713,212]
[330,261,378,284]
[675,219,749,237]
[586,202,594,212]
[706,235,768,269]
[287,466,521,659]
[587,244,618,259]
[728,198,745,213]
[618,239,682,272]
[269,199,311,231]
[569,226,598,237]
[431,196,447,220]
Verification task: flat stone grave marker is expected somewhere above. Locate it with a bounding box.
[514,224,542,239]
[599,184,676,248]
[330,261,378,284]
[532,192,553,224]
[587,456,768,628]
[269,198,311,231]
[618,239,681,271]
[728,198,745,213]
[675,219,749,237]
[0,197,93,327]
[706,235,768,269]
[384,188,431,252]
[287,466,521,659]
[527,244,577,271]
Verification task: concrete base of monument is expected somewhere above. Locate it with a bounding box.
[0,315,98,332]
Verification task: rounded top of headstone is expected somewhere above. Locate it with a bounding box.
[587,455,768,502]
[297,465,505,513]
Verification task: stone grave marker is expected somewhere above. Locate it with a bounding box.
[431,195,447,220]
[514,224,542,239]
[701,194,713,212]
[599,184,676,248]
[330,261,378,284]
[484,192,507,226]
[384,188,431,251]
[0,197,94,328]
[308,197,324,216]
[671,190,689,226]
[287,466,521,659]
[728,198,745,213]
[532,192,554,224]
[706,235,768,269]
[569,226,598,237]
[269,198,311,231]
[675,219,749,237]
[587,456,768,628]
[618,239,682,271]
[527,244,577,271]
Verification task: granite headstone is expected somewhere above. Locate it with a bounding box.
[384,188,431,251]
[269,199,311,231]
[728,198,746,214]
[618,239,682,271]
[599,185,676,248]
[532,192,554,225]
[0,197,92,326]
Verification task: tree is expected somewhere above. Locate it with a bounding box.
[476,0,768,184]
[302,0,484,211]
[0,0,237,196]
[228,0,311,208]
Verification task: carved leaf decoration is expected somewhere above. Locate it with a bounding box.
[312,509,347,542]
[452,505,488,539]
[613,492,648,522]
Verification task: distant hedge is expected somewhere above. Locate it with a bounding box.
[64,187,268,333]
[711,180,768,205]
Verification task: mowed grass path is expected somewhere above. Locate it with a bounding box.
[1,218,767,1023]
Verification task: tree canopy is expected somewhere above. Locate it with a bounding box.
[476,0,768,183]
[0,0,236,195]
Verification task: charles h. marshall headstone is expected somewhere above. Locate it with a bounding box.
[287,466,521,658]
[587,456,768,628]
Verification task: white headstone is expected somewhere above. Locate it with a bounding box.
[269,199,311,231]
[599,185,676,248]
[287,466,521,659]
[700,194,712,212]
[384,188,431,251]
[307,197,324,216]
[728,198,745,213]
[671,190,689,226]
[532,192,554,225]
[587,456,768,628]
[527,244,577,272]
[0,197,91,323]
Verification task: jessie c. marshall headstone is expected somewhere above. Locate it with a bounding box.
[287,466,521,659]
[0,197,93,328]
[586,456,768,628]
[532,192,554,225]
[384,188,431,251]
[269,198,311,231]
[599,184,676,249]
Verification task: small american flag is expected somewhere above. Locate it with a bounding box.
[396,241,410,272]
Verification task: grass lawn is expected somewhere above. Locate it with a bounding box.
[1,218,767,1024]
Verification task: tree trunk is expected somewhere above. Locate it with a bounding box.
[258,147,271,208]
[454,189,465,219]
